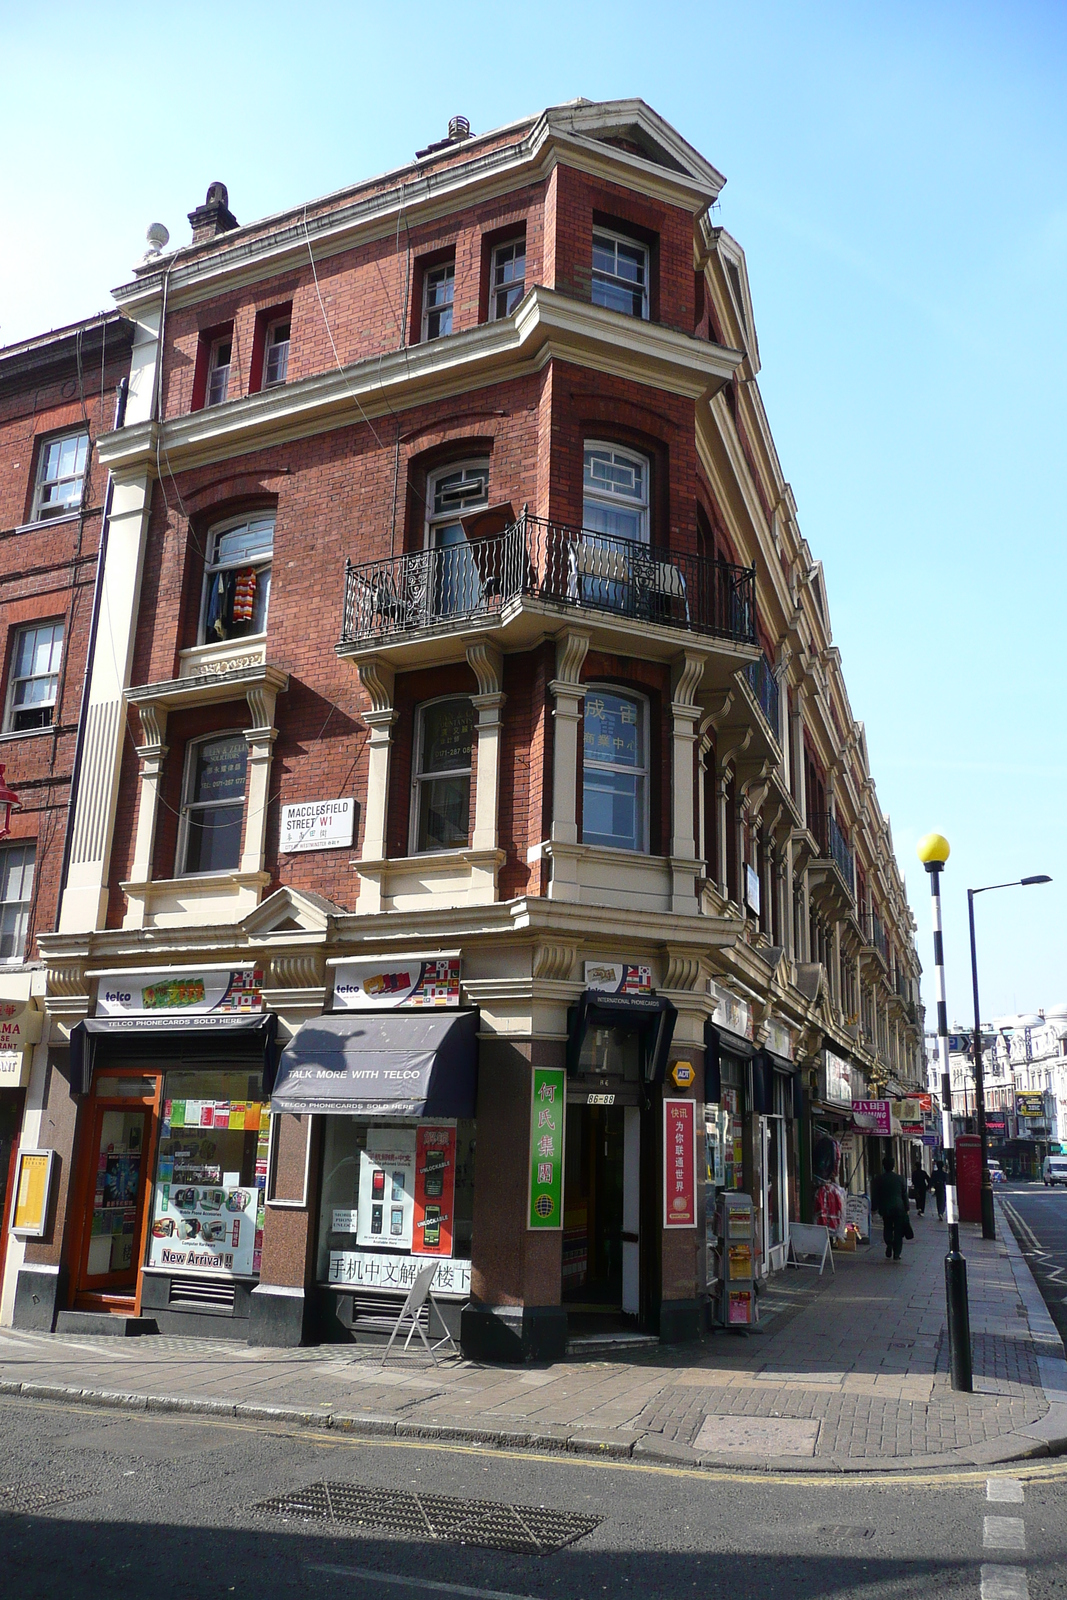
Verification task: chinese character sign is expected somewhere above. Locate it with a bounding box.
[528,1066,565,1229]
[663,1098,696,1228]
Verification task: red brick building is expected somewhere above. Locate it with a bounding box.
[0,312,134,1318]
[7,102,923,1355]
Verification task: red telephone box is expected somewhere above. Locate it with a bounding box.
[954,1134,982,1224]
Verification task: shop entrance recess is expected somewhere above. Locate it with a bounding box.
[563,1098,642,1317]
[564,990,676,1333]
[70,1069,161,1313]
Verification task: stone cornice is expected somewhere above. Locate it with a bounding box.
[98,289,742,482]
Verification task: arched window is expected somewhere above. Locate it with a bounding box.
[425,462,489,616]
[178,732,247,875]
[582,444,649,544]
[582,688,648,853]
[201,513,274,643]
[411,696,475,853]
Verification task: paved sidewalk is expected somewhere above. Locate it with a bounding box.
[2,1201,1064,1473]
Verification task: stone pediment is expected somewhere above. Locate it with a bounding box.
[547,99,727,201]
[239,885,343,937]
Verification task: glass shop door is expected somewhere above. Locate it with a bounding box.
[72,1071,160,1308]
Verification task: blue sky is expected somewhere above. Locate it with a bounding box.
[2,1,1064,1020]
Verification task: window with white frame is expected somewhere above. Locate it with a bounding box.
[422,262,455,341]
[5,620,64,732]
[582,688,648,853]
[0,842,34,961]
[591,230,649,319]
[426,462,489,616]
[412,697,474,853]
[32,431,89,522]
[201,514,274,642]
[206,334,233,406]
[263,317,290,387]
[489,239,525,319]
[178,733,248,875]
[583,444,649,543]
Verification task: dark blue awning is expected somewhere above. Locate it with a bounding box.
[271,1008,478,1118]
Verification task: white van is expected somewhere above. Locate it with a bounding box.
[1042,1155,1067,1187]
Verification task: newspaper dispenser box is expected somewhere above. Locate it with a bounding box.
[712,1190,757,1327]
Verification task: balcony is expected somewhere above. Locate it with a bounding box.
[871,910,888,964]
[338,512,757,667]
[743,653,780,740]
[808,810,854,900]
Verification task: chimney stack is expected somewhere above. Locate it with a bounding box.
[188,181,238,245]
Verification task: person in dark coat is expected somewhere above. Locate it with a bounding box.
[912,1161,930,1217]
[930,1161,948,1221]
[871,1154,910,1260]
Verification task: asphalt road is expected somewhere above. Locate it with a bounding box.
[1001,1181,1067,1348]
[1,1395,1067,1600]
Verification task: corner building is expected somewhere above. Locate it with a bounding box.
[15,101,924,1356]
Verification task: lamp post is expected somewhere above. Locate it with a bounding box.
[968,874,1052,1241]
[916,832,971,1391]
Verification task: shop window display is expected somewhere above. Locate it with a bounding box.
[148,1070,269,1277]
[705,1085,743,1197]
[316,1118,475,1295]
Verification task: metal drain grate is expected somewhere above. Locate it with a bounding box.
[0,1483,95,1514]
[254,1481,601,1554]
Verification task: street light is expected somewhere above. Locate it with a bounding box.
[916,831,971,1391]
[968,874,1053,1242]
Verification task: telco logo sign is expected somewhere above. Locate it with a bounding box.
[104,991,133,1005]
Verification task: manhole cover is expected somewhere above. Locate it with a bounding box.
[254,1481,601,1555]
[693,1415,820,1456]
[817,1525,876,1540]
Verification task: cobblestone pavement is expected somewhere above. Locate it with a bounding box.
[1,1201,1064,1472]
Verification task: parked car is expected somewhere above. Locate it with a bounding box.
[1042,1156,1067,1187]
[987,1160,1006,1185]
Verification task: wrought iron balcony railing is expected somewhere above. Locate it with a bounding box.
[744,653,780,738]
[809,809,854,893]
[340,511,757,649]
[871,909,888,962]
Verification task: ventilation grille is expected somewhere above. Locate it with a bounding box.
[348,1291,428,1332]
[168,1275,236,1310]
[254,1481,601,1555]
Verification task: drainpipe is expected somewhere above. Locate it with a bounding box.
[57,376,129,910]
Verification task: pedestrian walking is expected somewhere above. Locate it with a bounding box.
[911,1161,930,1217]
[871,1154,912,1261]
[930,1161,948,1221]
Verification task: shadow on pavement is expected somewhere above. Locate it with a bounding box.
[0,1512,986,1600]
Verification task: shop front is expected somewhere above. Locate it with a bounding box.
[63,966,276,1333]
[758,1018,800,1274]
[272,955,478,1344]
[704,1008,755,1303]
[0,989,41,1304]
[561,966,677,1335]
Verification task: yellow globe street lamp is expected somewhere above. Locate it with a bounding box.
[916,831,971,1392]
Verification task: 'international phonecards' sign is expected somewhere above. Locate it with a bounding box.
[327,1252,471,1298]
[280,798,355,853]
[96,967,263,1016]
[332,957,460,1009]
